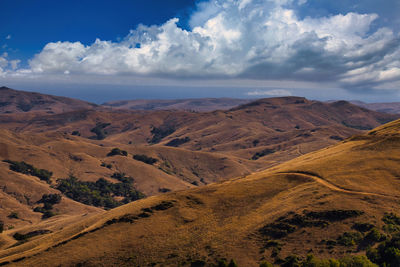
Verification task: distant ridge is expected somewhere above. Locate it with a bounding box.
[350,100,400,114]
[0,86,97,114]
[102,98,252,112]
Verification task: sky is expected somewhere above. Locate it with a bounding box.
[0,0,399,103]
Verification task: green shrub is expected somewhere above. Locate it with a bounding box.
[107,148,128,157]
[279,254,376,267]
[364,228,385,243]
[3,160,52,183]
[133,154,158,165]
[227,259,238,267]
[56,176,144,209]
[0,221,4,233]
[338,255,377,266]
[367,234,400,267]
[382,213,400,225]
[259,261,273,267]
[337,232,363,246]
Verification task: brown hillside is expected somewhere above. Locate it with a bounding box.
[1,118,400,266]
[0,86,96,114]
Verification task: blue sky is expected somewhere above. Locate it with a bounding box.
[1,0,399,103]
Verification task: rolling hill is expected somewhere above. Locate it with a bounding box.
[0,88,399,266]
[102,98,252,112]
[0,86,97,114]
[1,112,399,266]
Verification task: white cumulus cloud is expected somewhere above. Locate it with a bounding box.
[4,0,399,91]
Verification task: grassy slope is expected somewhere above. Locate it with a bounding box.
[1,119,400,266]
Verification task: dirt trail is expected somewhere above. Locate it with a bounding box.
[279,171,399,199]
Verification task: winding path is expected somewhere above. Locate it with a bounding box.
[279,171,399,200]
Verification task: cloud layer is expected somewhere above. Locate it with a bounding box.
[4,0,400,90]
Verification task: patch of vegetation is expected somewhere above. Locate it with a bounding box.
[90,122,111,140]
[341,121,373,130]
[0,221,4,233]
[71,130,81,136]
[259,222,296,239]
[252,139,260,147]
[337,232,363,246]
[305,210,364,222]
[382,212,400,233]
[259,210,362,243]
[133,154,158,165]
[56,176,145,209]
[110,172,134,184]
[33,194,62,219]
[69,154,83,162]
[367,234,400,267]
[13,230,51,241]
[150,124,176,144]
[353,222,375,232]
[159,188,171,193]
[216,259,238,267]
[3,160,52,183]
[251,148,275,160]
[330,135,343,141]
[104,201,174,226]
[101,162,112,169]
[165,137,190,147]
[7,212,19,219]
[107,148,128,157]
[364,228,386,243]
[190,260,206,267]
[281,254,377,267]
[259,261,273,267]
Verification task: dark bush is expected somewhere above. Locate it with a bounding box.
[364,228,385,243]
[7,212,19,219]
[305,210,364,222]
[165,137,190,147]
[259,222,296,239]
[133,154,158,165]
[382,212,400,225]
[111,172,134,184]
[0,221,4,233]
[107,148,128,157]
[150,124,175,144]
[252,148,275,160]
[90,122,111,140]
[71,131,81,136]
[38,194,62,205]
[259,261,273,267]
[3,160,52,183]
[337,232,363,246]
[101,162,112,169]
[367,234,400,267]
[353,222,375,232]
[12,230,51,241]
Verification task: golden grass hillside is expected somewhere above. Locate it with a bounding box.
[1,118,400,266]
